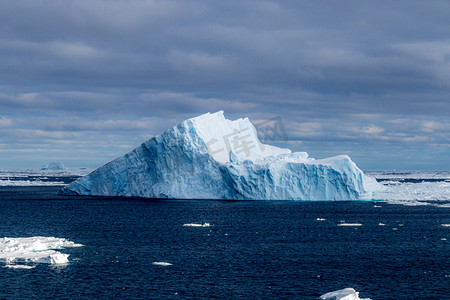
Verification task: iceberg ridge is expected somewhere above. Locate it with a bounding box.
[61,111,379,200]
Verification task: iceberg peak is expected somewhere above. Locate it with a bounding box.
[61,111,379,200]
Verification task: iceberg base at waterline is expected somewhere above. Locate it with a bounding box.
[61,111,380,200]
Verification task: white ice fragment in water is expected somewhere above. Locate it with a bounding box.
[441,224,450,227]
[441,238,447,241]
[337,223,362,227]
[49,253,70,264]
[378,223,386,226]
[320,288,370,300]
[152,262,172,266]
[183,223,211,227]
[316,218,326,221]
[4,264,36,269]
[0,237,82,266]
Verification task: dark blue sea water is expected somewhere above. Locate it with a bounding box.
[0,186,449,299]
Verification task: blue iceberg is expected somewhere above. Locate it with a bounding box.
[61,111,379,200]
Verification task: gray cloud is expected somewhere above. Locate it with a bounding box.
[0,0,449,169]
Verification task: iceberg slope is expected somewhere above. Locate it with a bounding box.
[61,111,378,200]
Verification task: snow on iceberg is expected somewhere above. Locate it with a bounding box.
[320,288,370,300]
[61,111,379,200]
[0,237,82,265]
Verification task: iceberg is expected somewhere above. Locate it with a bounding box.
[61,111,379,200]
[41,162,67,171]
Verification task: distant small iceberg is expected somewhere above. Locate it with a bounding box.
[183,223,211,227]
[41,162,67,171]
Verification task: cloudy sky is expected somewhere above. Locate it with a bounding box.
[1,0,449,170]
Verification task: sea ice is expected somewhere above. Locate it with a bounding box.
[367,170,450,206]
[0,168,92,187]
[61,111,380,200]
[0,179,66,186]
[183,223,211,227]
[0,237,82,265]
[372,181,450,203]
[152,262,172,266]
[4,264,36,269]
[337,223,362,227]
[320,288,370,300]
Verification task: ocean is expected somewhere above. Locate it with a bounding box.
[0,170,449,299]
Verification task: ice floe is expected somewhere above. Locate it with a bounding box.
[320,288,370,300]
[183,223,211,227]
[0,237,82,266]
[338,223,362,227]
[152,262,172,266]
[4,264,36,269]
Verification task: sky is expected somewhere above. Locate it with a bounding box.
[0,0,449,170]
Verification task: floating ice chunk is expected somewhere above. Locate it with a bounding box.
[378,223,386,226]
[320,288,370,300]
[441,224,450,227]
[152,262,172,266]
[441,238,447,241]
[316,218,326,221]
[183,223,211,227]
[0,237,82,266]
[337,223,362,227]
[4,264,36,269]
